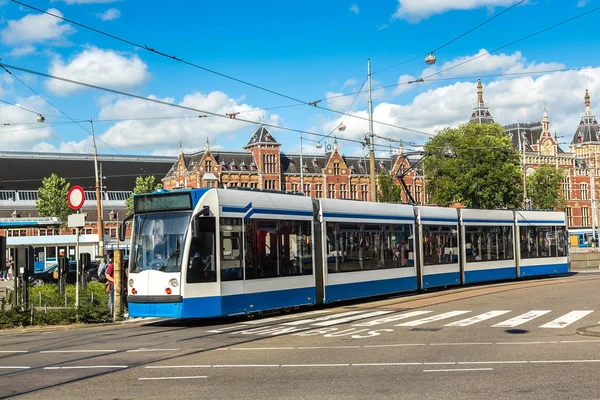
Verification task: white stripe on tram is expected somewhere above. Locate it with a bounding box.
[395,311,471,327]
[311,311,394,327]
[444,311,512,327]
[492,310,552,328]
[539,310,594,328]
[353,311,433,327]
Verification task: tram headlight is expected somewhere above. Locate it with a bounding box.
[168,278,179,287]
[128,279,134,288]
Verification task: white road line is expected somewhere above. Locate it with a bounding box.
[423,362,456,365]
[353,363,422,366]
[529,360,600,364]
[281,364,350,367]
[43,365,127,369]
[206,325,246,333]
[138,376,208,380]
[297,346,360,349]
[212,364,279,368]
[560,340,600,343]
[231,347,295,351]
[352,311,432,327]
[430,342,493,346]
[281,311,365,326]
[396,311,471,326]
[458,361,528,365]
[241,309,331,325]
[146,365,211,369]
[491,310,551,327]
[40,350,118,354]
[424,368,493,372]
[0,351,28,353]
[0,366,30,369]
[445,310,511,327]
[363,344,426,348]
[127,349,181,352]
[311,311,394,327]
[497,341,556,345]
[539,310,594,328]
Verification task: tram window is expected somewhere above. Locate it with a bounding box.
[187,217,216,283]
[327,223,413,273]
[221,218,243,281]
[465,226,514,263]
[245,219,313,280]
[422,225,458,266]
[520,226,559,259]
[556,227,568,257]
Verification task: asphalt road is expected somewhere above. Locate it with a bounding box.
[1,272,600,399]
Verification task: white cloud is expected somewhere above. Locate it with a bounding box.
[325,91,356,112]
[9,44,36,57]
[97,8,121,21]
[376,24,389,30]
[95,91,282,152]
[393,0,516,22]
[46,47,150,95]
[343,78,358,88]
[394,74,416,95]
[0,8,75,46]
[349,4,360,14]
[421,49,525,78]
[0,97,55,150]
[578,0,591,7]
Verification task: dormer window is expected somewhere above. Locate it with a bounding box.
[312,157,319,167]
[240,161,247,171]
[230,161,237,170]
[266,134,273,141]
[250,161,257,171]
[379,162,386,169]
[303,164,309,173]
[349,165,355,172]
[578,132,583,142]
[358,161,364,167]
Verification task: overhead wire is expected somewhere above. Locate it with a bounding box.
[0,61,397,151]
[0,98,44,117]
[374,0,527,74]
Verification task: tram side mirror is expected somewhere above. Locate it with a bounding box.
[192,207,210,238]
[119,213,134,242]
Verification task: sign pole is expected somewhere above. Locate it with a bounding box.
[75,225,80,308]
[67,186,86,309]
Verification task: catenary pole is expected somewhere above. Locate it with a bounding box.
[89,118,105,257]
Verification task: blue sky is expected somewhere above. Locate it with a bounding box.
[0,0,598,158]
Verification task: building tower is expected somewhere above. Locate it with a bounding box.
[469,79,495,124]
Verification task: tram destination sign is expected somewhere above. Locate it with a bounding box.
[134,192,193,213]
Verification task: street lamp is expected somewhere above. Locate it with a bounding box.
[109,210,119,251]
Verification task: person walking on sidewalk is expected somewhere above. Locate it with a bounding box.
[105,258,115,317]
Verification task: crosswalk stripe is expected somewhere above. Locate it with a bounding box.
[281,311,365,326]
[539,310,594,328]
[395,311,471,327]
[311,311,394,327]
[444,311,512,327]
[492,310,551,328]
[241,309,331,325]
[353,311,433,327]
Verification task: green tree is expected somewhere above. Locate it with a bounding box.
[125,175,163,214]
[378,171,402,203]
[36,174,71,224]
[526,165,565,210]
[423,122,522,209]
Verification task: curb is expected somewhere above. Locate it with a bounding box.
[0,317,155,335]
[575,325,600,338]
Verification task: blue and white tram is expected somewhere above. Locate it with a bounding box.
[125,188,570,319]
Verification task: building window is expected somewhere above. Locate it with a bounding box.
[303,184,311,196]
[416,184,422,204]
[264,180,276,190]
[205,159,212,171]
[291,183,299,193]
[328,184,335,198]
[361,184,368,201]
[582,207,590,226]
[562,176,571,200]
[581,183,589,200]
[565,207,572,227]
[351,184,357,200]
[333,162,340,175]
[340,184,347,199]
[263,154,276,174]
[316,184,323,198]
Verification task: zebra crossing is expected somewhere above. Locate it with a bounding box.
[234,308,598,332]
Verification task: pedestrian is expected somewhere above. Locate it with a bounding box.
[0,258,7,281]
[6,257,14,281]
[105,258,115,317]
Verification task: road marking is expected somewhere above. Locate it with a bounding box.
[430,342,493,346]
[352,311,432,327]
[444,310,511,327]
[281,311,365,326]
[424,368,493,372]
[43,365,127,369]
[491,310,551,327]
[458,361,528,364]
[0,366,30,369]
[206,325,246,333]
[40,350,118,354]
[241,309,331,325]
[311,311,394,327]
[396,311,471,326]
[138,376,208,380]
[281,364,350,367]
[353,363,422,366]
[497,341,556,345]
[212,364,279,368]
[539,310,594,328]
[363,343,426,348]
[231,347,295,351]
[528,359,600,364]
[297,346,361,349]
[0,350,28,353]
[146,365,212,369]
[560,340,600,343]
[127,348,181,352]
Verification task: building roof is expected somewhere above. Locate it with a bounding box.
[0,151,176,191]
[244,126,281,148]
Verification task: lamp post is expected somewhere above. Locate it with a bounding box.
[90,118,105,257]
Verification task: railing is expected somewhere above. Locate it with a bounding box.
[0,190,132,204]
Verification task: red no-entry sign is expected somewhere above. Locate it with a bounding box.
[68,186,85,210]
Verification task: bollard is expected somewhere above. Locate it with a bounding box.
[39,292,42,307]
[91,291,94,305]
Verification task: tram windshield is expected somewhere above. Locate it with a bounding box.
[130,212,191,273]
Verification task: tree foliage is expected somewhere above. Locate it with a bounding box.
[423,122,522,209]
[36,173,71,224]
[125,175,163,214]
[378,171,402,203]
[526,165,565,210]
